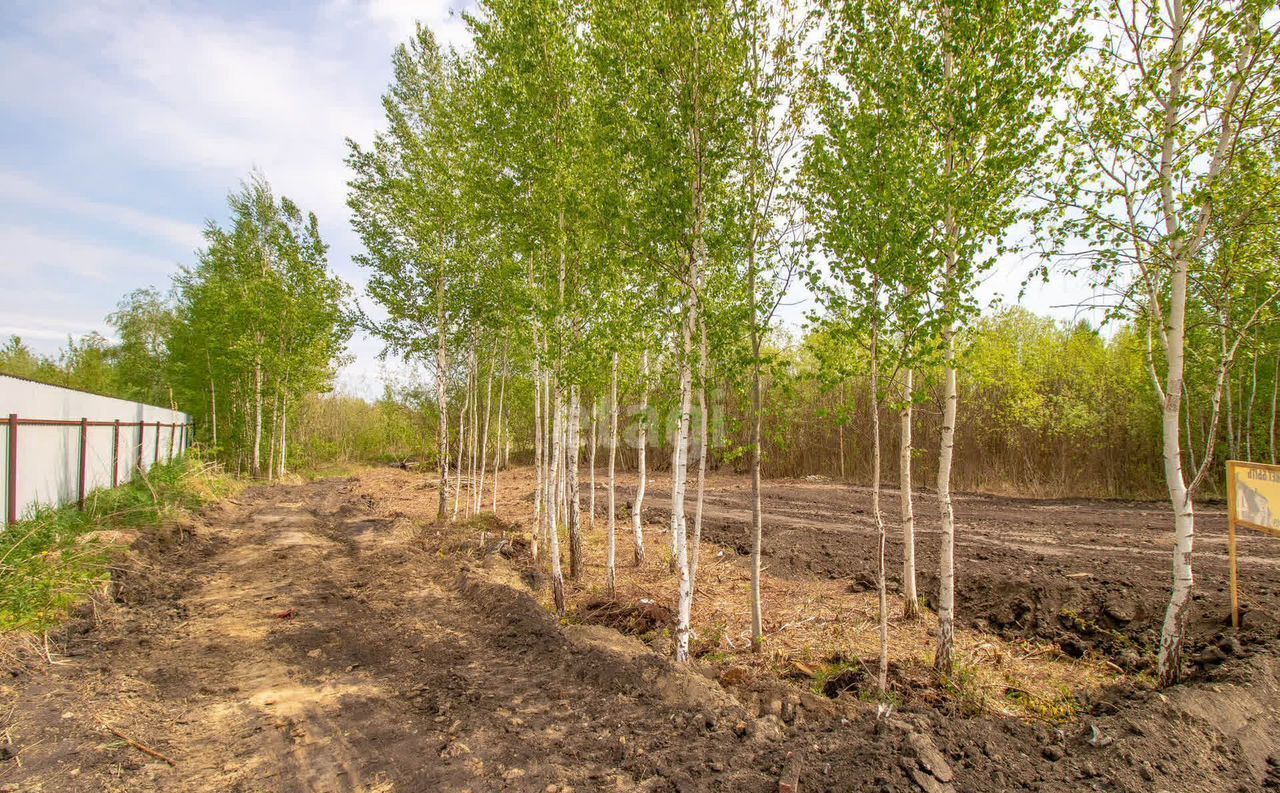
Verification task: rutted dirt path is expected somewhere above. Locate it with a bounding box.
[1,476,791,792]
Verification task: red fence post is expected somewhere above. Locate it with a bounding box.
[6,413,16,526]
[136,421,144,475]
[168,423,175,460]
[77,417,88,510]
[153,421,160,465]
[112,419,120,488]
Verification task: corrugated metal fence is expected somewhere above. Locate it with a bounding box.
[1,375,192,526]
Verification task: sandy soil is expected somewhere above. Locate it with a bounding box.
[2,467,1279,792]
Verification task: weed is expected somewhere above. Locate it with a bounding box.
[0,455,231,633]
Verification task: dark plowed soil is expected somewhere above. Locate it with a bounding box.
[4,468,1280,792]
[632,476,1280,674]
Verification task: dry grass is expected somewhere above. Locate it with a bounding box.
[551,515,1119,720]
[353,464,1126,722]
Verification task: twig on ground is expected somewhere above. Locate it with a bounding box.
[98,721,177,766]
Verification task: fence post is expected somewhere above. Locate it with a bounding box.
[6,414,16,526]
[77,417,88,510]
[112,419,120,488]
[169,423,175,460]
[136,421,144,475]
[153,421,160,465]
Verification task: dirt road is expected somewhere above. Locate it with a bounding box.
[2,477,764,791]
[5,468,1280,792]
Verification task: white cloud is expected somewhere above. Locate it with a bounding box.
[328,0,474,49]
[0,170,203,250]
[0,223,173,281]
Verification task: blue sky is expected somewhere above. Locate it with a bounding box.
[0,0,1099,400]
[0,0,474,396]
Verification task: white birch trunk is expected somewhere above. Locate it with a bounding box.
[935,324,958,677]
[690,316,708,595]
[568,386,583,581]
[748,254,765,652]
[531,349,542,558]
[870,327,889,695]
[436,288,450,523]
[549,386,566,615]
[935,22,958,677]
[268,389,277,480]
[1247,354,1258,460]
[210,377,218,448]
[252,357,263,479]
[589,401,598,529]
[1156,254,1195,686]
[477,348,495,514]
[452,354,470,521]
[279,394,287,478]
[673,300,695,663]
[492,346,508,513]
[468,354,479,519]
[1271,354,1278,464]
[607,352,619,596]
[633,350,649,565]
[901,368,919,619]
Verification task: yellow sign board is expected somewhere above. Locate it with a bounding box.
[1230,461,1280,535]
[1226,460,1280,627]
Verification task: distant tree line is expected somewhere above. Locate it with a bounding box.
[1,174,352,479]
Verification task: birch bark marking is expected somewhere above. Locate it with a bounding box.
[673,299,695,662]
[690,314,709,595]
[935,293,958,677]
[548,386,566,615]
[279,394,288,478]
[452,349,471,521]
[934,10,959,677]
[870,313,888,694]
[748,220,765,651]
[468,350,480,518]
[1247,355,1259,461]
[901,367,919,618]
[633,349,650,565]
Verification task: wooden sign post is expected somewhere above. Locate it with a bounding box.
[1226,460,1280,628]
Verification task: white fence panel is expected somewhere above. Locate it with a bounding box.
[1,375,192,525]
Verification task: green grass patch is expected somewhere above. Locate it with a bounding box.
[0,455,233,633]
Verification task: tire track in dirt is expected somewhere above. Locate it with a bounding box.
[2,477,829,792]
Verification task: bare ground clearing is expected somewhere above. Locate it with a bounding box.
[2,467,1279,792]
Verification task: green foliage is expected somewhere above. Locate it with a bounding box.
[169,174,352,475]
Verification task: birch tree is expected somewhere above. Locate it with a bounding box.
[347,26,467,522]
[1045,0,1280,685]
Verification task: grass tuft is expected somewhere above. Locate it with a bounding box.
[0,454,234,633]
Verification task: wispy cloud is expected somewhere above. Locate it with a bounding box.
[0,223,175,281]
[0,1,473,395]
[0,170,203,249]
